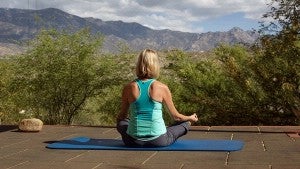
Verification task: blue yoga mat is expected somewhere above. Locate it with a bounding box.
[46,137,244,151]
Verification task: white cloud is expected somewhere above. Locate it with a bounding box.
[0,0,272,33]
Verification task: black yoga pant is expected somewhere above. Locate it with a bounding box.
[117,119,190,147]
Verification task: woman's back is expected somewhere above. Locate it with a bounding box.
[126,79,166,141]
[127,79,165,103]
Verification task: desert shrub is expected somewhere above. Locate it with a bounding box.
[9,29,105,124]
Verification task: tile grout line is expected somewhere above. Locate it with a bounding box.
[287,133,297,142]
[59,134,78,140]
[114,136,121,139]
[142,151,158,165]
[205,126,211,134]
[6,160,29,169]
[102,128,114,134]
[91,162,104,169]
[64,150,91,162]
[225,133,234,166]
[261,141,267,151]
[230,133,234,140]
[290,137,296,142]
[0,149,29,159]
[258,126,267,152]
[0,139,31,149]
[257,126,261,134]
[225,152,230,166]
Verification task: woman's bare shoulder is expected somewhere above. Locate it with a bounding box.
[152,80,168,89]
[124,81,137,90]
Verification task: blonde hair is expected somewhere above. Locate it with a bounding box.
[136,49,160,79]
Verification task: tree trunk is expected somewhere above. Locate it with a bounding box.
[292,107,300,120]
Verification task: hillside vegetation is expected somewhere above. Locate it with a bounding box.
[0,0,299,126]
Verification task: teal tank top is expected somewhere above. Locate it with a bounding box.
[127,79,167,141]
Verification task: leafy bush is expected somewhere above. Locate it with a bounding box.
[9,29,105,124]
[0,57,22,124]
[165,45,298,125]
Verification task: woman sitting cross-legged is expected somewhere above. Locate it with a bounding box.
[116,49,198,147]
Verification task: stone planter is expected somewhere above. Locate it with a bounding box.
[19,118,43,132]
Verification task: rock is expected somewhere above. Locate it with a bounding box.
[19,118,43,132]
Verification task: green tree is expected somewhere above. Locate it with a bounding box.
[0,57,20,124]
[165,43,297,125]
[76,51,137,126]
[253,0,300,122]
[11,29,106,125]
[166,47,271,125]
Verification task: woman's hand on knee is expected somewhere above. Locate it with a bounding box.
[189,113,198,122]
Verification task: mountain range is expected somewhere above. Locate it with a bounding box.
[0,8,259,54]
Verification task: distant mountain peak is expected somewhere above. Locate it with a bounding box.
[0,7,259,53]
[229,27,244,31]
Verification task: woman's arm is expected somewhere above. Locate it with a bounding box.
[116,84,130,123]
[162,84,198,122]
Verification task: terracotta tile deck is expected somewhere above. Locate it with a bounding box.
[0,125,300,169]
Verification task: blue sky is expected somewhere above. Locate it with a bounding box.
[0,0,271,33]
